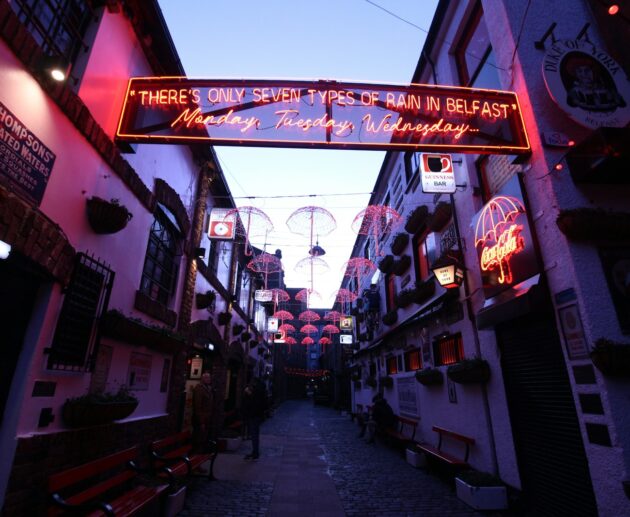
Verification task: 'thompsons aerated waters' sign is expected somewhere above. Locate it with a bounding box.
[116,78,530,154]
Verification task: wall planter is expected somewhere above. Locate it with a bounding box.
[390,232,409,255]
[195,290,216,310]
[556,208,630,242]
[428,202,452,232]
[365,376,377,388]
[62,389,138,428]
[415,368,443,386]
[395,288,415,309]
[241,331,252,342]
[590,338,630,377]
[447,358,491,384]
[249,340,258,349]
[163,484,187,517]
[380,375,394,388]
[455,472,507,511]
[232,323,244,336]
[413,279,436,304]
[382,310,398,326]
[405,205,429,234]
[378,254,395,273]
[86,196,133,234]
[392,255,411,276]
[217,311,232,325]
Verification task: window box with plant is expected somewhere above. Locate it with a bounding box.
[590,338,630,377]
[378,254,395,273]
[62,386,138,428]
[390,232,409,255]
[455,470,508,511]
[86,196,133,234]
[447,358,491,384]
[415,368,443,386]
[405,205,429,234]
[428,202,452,232]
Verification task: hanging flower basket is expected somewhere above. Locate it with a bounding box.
[405,205,429,234]
[556,208,630,242]
[232,323,244,336]
[390,232,409,255]
[195,291,216,310]
[590,339,630,377]
[217,312,232,325]
[86,196,133,234]
[382,310,398,326]
[380,375,394,388]
[447,358,491,384]
[241,331,252,342]
[428,202,453,232]
[62,388,138,428]
[415,368,443,386]
[392,255,411,276]
[413,279,436,304]
[378,255,395,273]
[249,340,258,349]
[395,288,415,309]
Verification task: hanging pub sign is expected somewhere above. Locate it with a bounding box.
[116,78,530,154]
[472,175,538,299]
[254,289,273,302]
[0,101,56,206]
[207,207,236,239]
[542,39,630,129]
[420,153,456,193]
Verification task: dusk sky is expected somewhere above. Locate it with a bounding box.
[159,0,439,307]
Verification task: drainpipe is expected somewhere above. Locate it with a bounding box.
[450,191,500,476]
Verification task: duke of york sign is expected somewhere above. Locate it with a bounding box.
[542,39,630,129]
[116,78,530,154]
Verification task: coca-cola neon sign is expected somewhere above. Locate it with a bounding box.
[116,78,530,154]
[473,177,539,298]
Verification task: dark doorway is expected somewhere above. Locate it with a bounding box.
[0,253,43,422]
[497,311,598,516]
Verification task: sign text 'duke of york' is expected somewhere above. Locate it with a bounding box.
[116,78,530,154]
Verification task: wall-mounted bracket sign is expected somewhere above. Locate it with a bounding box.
[116,77,530,154]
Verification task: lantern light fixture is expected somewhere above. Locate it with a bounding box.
[431,253,465,289]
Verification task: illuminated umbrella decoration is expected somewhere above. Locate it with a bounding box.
[351,205,402,257]
[295,288,323,307]
[269,287,290,313]
[298,310,321,323]
[301,337,315,345]
[225,206,273,256]
[285,335,297,352]
[247,254,282,290]
[273,310,294,321]
[319,336,332,352]
[300,324,318,335]
[342,257,376,296]
[294,256,329,303]
[286,206,337,241]
[324,310,344,323]
[322,324,340,335]
[474,196,526,284]
[332,287,358,316]
[278,323,296,333]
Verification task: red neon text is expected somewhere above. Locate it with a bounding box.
[480,224,525,284]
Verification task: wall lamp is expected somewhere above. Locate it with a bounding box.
[40,54,71,82]
[0,239,11,259]
[431,253,465,289]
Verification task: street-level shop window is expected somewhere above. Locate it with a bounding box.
[11,0,100,85]
[386,356,398,375]
[404,349,422,371]
[140,207,181,306]
[433,333,464,366]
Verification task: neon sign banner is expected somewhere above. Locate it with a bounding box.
[116,78,530,154]
[472,175,538,298]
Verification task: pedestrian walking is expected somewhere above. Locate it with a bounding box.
[242,377,267,460]
[192,371,214,453]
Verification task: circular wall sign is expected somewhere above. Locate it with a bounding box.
[542,39,630,128]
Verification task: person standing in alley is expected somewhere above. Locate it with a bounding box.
[192,371,214,453]
[242,377,267,460]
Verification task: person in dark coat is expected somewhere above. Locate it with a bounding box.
[242,377,267,460]
[365,394,396,444]
[192,371,214,452]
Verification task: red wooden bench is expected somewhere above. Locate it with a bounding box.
[48,446,169,516]
[150,430,217,481]
[416,425,475,468]
[385,415,418,447]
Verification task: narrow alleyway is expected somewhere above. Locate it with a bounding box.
[180,400,501,517]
